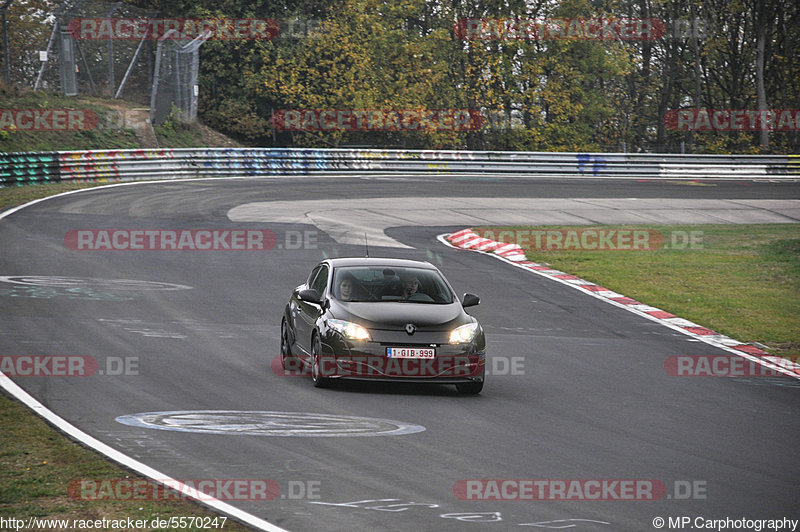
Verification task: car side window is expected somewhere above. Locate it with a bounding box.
[310,265,329,295]
[307,265,322,287]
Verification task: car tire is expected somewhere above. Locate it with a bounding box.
[311,334,331,388]
[280,319,292,370]
[456,381,483,395]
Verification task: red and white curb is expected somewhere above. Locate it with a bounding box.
[439,228,800,379]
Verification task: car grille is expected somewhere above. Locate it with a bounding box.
[378,342,440,347]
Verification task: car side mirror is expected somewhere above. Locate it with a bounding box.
[462,293,480,308]
[298,288,323,305]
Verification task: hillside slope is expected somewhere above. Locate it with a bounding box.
[1,84,243,153]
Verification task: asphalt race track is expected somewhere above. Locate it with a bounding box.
[1,175,799,531]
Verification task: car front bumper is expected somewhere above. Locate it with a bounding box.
[316,331,485,382]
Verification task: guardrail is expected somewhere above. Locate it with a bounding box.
[2,148,798,186]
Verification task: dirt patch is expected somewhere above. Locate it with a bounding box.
[124,108,159,148]
[196,122,245,147]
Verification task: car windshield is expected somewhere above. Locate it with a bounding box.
[332,266,454,304]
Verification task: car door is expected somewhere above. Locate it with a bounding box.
[294,264,329,361]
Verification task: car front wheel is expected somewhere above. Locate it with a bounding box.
[311,334,331,388]
[280,319,292,370]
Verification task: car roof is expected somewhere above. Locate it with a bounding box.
[324,257,438,270]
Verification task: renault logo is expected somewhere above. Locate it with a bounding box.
[405,323,416,335]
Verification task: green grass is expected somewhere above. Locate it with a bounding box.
[0,182,109,212]
[153,120,207,148]
[474,224,800,358]
[150,105,204,148]
[0,84,141,152]
[0,127,141,153]
[0,391,253,531]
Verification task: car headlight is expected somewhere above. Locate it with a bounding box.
[327,319,371,341]
[449,322,479,344]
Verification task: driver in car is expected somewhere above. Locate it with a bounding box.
[337,274,356,301]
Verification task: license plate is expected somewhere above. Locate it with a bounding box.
[386,347,435,359]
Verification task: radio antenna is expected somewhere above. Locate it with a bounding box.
[364,232,369,257]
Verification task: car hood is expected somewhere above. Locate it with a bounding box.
[331,301,467,330]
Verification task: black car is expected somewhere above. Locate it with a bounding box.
[280,257,486,394]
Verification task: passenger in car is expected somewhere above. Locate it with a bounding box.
[337,273,370,301]
[401,275,420,300]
